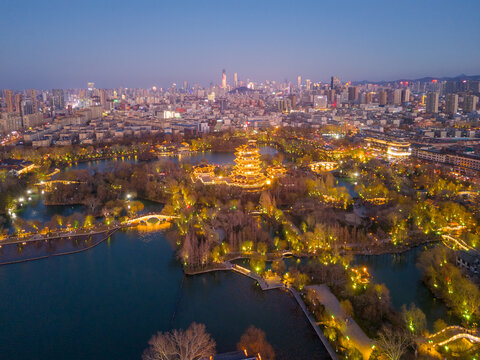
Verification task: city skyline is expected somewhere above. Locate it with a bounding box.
[2,0,480,89]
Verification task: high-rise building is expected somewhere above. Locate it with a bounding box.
[348,86,359,101]
[288,94,297,109]
[52,89,65,110]
[234,73,238,88]
[327,89,336,103]
[5,89,14,112]
[306,79,311,91]
[297,75,301,88]
[426,92,439,113]
[401,89,410,104]
[21,100,34,115]
[378,90,387,105]
[331,76,340,89]
[388,89,402,105]
[14,94,22,115]
[99,89,107,108]
[29,89,37,112]
[445,93,458,115]
[463,95,478,113]
[314,95,328,109]
[221,69,227,89]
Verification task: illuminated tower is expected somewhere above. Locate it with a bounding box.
[234,73,238,88]
[222,69,227,89]
[297,75,302,88]
[231,140,267,190]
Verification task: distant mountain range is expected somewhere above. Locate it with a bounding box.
[353,74,480,85]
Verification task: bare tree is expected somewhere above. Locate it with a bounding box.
[376,327,411,360]
[143,322,216,360]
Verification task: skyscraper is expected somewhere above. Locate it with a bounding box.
[426,92,439,113]
[331,76,340,89]
[29,89,37,112]
[401,89,410,104]
[348,86,359,101]
[314,95,328,109]
[5,89,14,112]
[306,79,311,91]
[234,73,238,88]
[445,94,458,115]
[464,95,478,113]
[378,90,387,105]
[14,94,22,115]
[297,75,301,88]
[221,69,227,89]
[52,89,65,110]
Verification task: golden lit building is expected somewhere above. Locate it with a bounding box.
[230,140,268,190]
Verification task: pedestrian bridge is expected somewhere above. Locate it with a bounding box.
[124,213,178,226]
[309,161,339,173]
[427,326,480,347]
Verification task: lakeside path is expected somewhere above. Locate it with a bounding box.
[0,229,119,266]
[187,262,338,360]
[308,284,373,360]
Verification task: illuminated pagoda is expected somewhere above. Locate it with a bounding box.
[230,140,268,190]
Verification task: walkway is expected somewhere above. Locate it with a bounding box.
[307,284,373,360]
[426,326,480,347]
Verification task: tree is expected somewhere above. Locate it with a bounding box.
[376,327,411,360]
[271,259,286,276]
[433,319,447,333]
[237,326,275,360]
[143,322,215,360]
[401,303,426,336]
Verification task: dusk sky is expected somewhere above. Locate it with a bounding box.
[2,0,480,89]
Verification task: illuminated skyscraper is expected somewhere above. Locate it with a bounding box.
[234,73,238,88]
[297,75,301,88]
[222,69,227,89]
[5,89,14,112]
[426,92,439,113]
[306,79,311,91]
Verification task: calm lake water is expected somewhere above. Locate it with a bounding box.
[66,146,278,172]
[0,229,328,360]
[354,246,456,329]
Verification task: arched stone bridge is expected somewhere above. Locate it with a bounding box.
[124,213,179,226]
[309,161,339,173]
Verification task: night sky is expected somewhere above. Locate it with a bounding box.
[1,0,480,89]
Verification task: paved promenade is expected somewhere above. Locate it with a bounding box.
[308,284,373,360]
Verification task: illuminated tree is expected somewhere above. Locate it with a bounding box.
[237,326,275,360]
